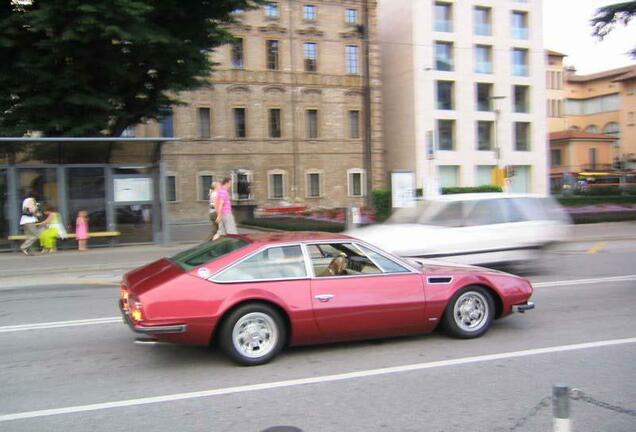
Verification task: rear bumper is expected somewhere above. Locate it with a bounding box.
[512,301,535,313]
[120,308,187,335]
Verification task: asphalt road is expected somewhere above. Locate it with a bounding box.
[1,242,635,432]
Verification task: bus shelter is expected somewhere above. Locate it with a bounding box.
[0,137,176,251]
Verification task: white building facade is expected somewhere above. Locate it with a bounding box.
[379,0,547,195]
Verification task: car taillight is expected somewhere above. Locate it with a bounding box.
[130,300,144,322]
[120,286,130,311]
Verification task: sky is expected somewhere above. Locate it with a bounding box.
[543,0,636,74]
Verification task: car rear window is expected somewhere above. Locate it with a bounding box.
[169,237,250,271]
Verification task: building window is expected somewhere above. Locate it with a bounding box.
[349,110,360,139]
[436,80,454,110]
[476,83,493,111]
[514,122,530,151]
[345,8,358,24]
[265,2,279,18]
[304,42,317,72]
[160,109,174,137]
[231,38,244,68]
[437,119,455,151]
[198,107,211,138]
[434,2,453,32]
[512,48,529,76]
[269,108,281,138]
[551,149,562,167]
[473,6,491,36]
[477,121,493,151]
[269,172,285,199]
[434,41,453,71]
[603,122,620,140]
[513,85,530,113]
[585,125,599,134]
[345,45,359,74]
[438,165,460,188]
[306,109,318,139]
[166,175,177,202]
[348,169,366,197]
[234,108,246,138]
[475,45,492,74]
[306,172,322,198]
[198,174,213,201]
[565,94,619,115]
[304,4,316,21]
[232,169,253,200]
[510,165,531,193]
[266,40,279,70]
[476,165,495,186]
[511,11,529,39]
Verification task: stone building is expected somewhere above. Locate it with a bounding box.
[135,0,384,225]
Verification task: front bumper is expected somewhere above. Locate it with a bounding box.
[512,301,535,313]
[120,308,187,335]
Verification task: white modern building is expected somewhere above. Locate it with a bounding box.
[378,0,547,195]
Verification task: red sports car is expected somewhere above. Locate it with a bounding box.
[119,232,534,365]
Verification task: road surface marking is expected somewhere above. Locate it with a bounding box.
[0,336,634,422]
[586,241,607,254]
[0,317,121,333]
[533,274,636,288]
[1,275,634,334]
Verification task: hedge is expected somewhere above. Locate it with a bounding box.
[242,217,344,232]
[557,196,636,206]
[442,185,503,194]
[371,189,391,222]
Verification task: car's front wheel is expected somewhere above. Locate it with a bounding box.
[219,303,286,366]
[441,286,494,339]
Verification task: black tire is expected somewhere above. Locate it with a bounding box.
[218,303,286,366]
[441,286,494,339]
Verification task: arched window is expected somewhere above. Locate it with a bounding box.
[603,122,619,136]
[584,125,599,133]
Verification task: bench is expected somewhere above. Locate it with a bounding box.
[8,231,121,241]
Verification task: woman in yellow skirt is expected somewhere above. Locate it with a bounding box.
[39,206,67,253]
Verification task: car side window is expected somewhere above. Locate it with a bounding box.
[424,201,464,227]
[309,242,382,277]
[355,244,411,274]
[214,245,306,282]
[465,199,507,226]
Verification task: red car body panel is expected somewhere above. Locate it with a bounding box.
[120,232,533,348]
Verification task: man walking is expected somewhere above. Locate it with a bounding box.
[19,190,40,255]
[215,177,237,235]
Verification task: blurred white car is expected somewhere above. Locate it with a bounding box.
[347,193,571,267]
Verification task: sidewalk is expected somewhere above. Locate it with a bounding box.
[1,221,635,287]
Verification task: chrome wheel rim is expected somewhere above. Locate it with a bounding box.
[232,312,278,359]
[453,291,489,332]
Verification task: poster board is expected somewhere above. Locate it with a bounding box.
[391,171,416,208]
[114,177,153,202]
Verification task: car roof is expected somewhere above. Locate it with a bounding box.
[233,231,352,245]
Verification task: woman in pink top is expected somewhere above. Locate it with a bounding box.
[75,209,89,251]
[215,177,237,235]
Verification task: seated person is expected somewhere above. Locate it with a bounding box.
[320,253,348,277]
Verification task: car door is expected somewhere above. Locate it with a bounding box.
[307,242,427,341]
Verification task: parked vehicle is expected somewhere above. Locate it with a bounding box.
[347,193,571,267]
[119,231,534,365]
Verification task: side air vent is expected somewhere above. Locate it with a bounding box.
[427,276,453,284]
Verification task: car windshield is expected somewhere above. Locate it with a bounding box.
[169,237,250,271]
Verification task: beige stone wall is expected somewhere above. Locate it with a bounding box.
[136,0,384,222]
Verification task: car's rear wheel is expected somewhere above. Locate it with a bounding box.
[219,303,286,366]
[441,286,494,339]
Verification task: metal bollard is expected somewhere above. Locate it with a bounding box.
[553,385,571,432]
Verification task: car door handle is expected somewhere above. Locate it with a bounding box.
[315,294,335,302]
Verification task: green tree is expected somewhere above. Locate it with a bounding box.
[0,0,259,137]
[591,1,636,57]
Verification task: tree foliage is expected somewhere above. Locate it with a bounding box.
[591,1,636,57]
[0,0,259,137]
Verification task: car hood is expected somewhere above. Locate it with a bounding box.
[405,257,504,275]
[122,258,185,296]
